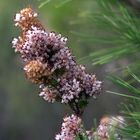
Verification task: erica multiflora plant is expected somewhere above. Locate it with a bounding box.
[12,7,103,140]
[11,6,128,140]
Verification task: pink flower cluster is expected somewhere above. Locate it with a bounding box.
[12,7,102,108]
[55,114,82,140]
[96,115,125,140]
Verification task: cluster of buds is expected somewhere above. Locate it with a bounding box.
[55,115,125,140]
[95,115,125,140]
[55,114,82,140]
[12,7,102,115]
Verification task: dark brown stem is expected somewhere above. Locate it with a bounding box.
[68,101,84,117]
[68,102,77,113]
[75,102,83,117]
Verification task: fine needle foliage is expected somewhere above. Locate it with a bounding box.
[39,0,73,8]
[108,68,140,139]
[71,1,140,138]
[73,0,140,71]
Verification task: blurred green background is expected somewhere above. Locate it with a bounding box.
[1,0,139,140]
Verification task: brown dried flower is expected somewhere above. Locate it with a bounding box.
[14,7,43,31]
[24,60,52,84]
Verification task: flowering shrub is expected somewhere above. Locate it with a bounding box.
[12,7,127,140]
[12,7,102,116]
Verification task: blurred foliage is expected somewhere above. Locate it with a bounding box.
[107,69,140,139]
[68,0,140,75]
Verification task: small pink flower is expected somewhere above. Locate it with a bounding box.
[55,114,82,140]
[39,87,56,103]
